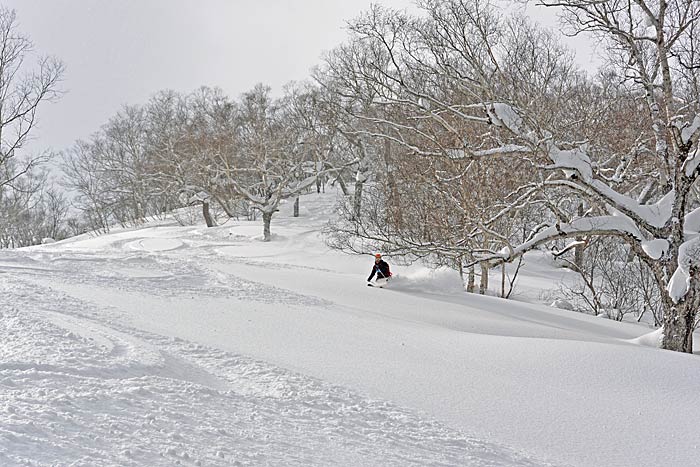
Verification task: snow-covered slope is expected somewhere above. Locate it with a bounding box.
[1,192,699,467]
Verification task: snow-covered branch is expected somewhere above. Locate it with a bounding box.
[470,215,644,267]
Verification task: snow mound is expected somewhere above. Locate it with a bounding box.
[550,299,574,310]
[628,327,664,348]
[127,238,184,252]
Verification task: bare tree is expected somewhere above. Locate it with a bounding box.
[316,41,395,220]
[557,237,663,322]
[41,185,69,240]
[64,88,236,230]
[323,2,565,294]
[62,139,114,233]
[0,164,68,247]
[0,7,64,247]
[0,7,63,192]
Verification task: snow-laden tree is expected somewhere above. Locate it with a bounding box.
[323,2,566,292]
[170,87,239,227]
[215,85,326,241]
[63,84,340,236]
[336,0,700,352]
[508,0,700,352]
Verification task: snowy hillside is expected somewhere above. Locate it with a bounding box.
[2,192,699,467]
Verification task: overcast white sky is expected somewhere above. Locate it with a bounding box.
[4,0,595,158]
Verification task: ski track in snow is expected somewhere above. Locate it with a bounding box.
[3,245,331,308]
[0,264,554,467]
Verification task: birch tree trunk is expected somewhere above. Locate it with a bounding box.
[479,263,489,295]
[480,236,489,294]
[574,204,585,269]
[353,176,364,220]
[467,266,476,293]
[501,263,506,298]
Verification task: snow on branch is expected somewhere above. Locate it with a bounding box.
[680,115,700,146]
[470,144,532,158]
[486,103,523,133]
[282,173,321,197]
[472,215,644,266]
[545,144,593,180]
[489,102,675,231]
[667,236,700,303]
[641,239,669,260]
[589,184,675,230]
[684,206,700,235]
[188,191,210,204]
[682,148,700,178]
[675,114,700,177]
[552,240,586,257]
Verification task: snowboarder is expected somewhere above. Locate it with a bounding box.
[367,253,391,285]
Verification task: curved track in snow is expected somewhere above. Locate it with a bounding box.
[1,252,552,466]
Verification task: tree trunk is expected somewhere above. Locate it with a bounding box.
[501,263,506,298]
[467,266,475,293]
[480,236,489,294]
[202,200,215,227]
[458,261,467,292]
[353,179,364,220]
[660,175,695,352]
[334,173,349,195]
[262,211,273,242]
[479,262,489,295]
[293,197,299,217]
[662,286,697,353]
[574,203,585,268]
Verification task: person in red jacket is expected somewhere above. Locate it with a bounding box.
[367,253,391,283]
